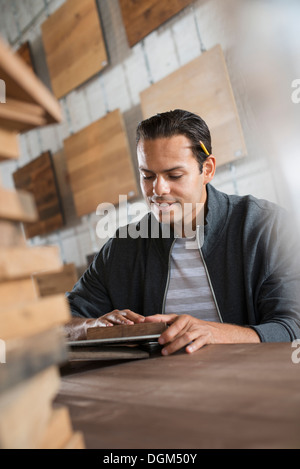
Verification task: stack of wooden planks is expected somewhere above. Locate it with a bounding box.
[0,36,84,449]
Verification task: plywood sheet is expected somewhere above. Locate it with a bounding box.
[140,45,247,167]
[0,37,62,131]
[63,109,138,217]
[119,0,194,47]
[0,128,20,161]
[13,151,64,238]
[41,0,108,99]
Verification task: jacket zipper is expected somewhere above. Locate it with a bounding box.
[161,238,177,314]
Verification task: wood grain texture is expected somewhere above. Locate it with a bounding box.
[64,109,138,217]
[119,0,194,47]
[13,151,64,238]
[38,407,73,449]
[0,327,68,393]
[32,263,78,297]
[41,0,108,99]
[0,37,62,130]
[0,245,62,281]
[0,185,38,222]
[140,44,247,167]
[0,220,26,247]
[56,344,300,449]
[68,345,150,362]
[86,322,167,340]
[0,278,37,310]
[0,294,71,341]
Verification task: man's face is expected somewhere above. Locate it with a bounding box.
[137,135,213,235]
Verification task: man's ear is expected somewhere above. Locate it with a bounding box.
[203,155,216,184]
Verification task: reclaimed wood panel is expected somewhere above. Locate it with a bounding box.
[64,109,138,217]
[0,37,62,131]
[41,0,108,99]
[86,322,167,340]
[140,44,247,167]
[119,0,194,47]
[13,151,64,238]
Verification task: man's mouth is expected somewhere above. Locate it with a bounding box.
[150,199,178,212]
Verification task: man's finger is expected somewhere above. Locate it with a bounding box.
[144,314,177,323]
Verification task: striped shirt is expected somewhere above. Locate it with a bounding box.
[164,236,220,322]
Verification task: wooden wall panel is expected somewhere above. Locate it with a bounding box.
[63,109,138,217]
[140,45,247,167]
[119,0,194,47]
[12,151,64,238]
[41,0,108,99]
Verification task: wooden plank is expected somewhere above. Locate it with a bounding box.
[86,322,167,340]
[0,127,20,161]
[32,263,77,297]
[0,220,26,247]
[13,151,64,238]
[0,294,71,341]
[68,345,150,361]
[0,278,37,310]
[0,37,62,127]
[64,109,138,217]
[38,407,73,449]
[0,327,68,393]
[15,41,35,73]
[0,98,48,132]
[0,185,37,222]
[0,245,61,281]
[140,44,247,167]
[0,366,60,449]
[41,0,108,99]
[119,0,194,47]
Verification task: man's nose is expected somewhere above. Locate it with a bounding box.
[153,176,170,196]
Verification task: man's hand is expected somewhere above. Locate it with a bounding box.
[144,314,260,355]
[65,309,145,341]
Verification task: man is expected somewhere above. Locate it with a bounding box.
[65,109,300,355]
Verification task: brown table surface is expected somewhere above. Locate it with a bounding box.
[55,343,300,449]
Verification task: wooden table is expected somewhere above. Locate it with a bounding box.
[55,343,300,449]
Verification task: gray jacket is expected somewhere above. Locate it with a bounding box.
[67,184,300,342]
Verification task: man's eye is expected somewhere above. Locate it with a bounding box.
[169,175,183,180]
[142,175,154,180]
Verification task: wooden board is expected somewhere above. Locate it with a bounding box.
[16,41,35,73]
[0,220,26,247]
[0,294,70,341]
[13,151,64,238]
[140,44,247,167]
[0,327,68,393]
[0,128,20,161]
[0,245,61,281]
[0,185,37,222]
[64,109,138,217]
[119,0,194,47]
[0,366,60,449]
[32,263,78,297]
[68,345,150,361]
[0,278,37,310]
[0,37,62,131]
[86,321,167,340]
[41,0,108,99]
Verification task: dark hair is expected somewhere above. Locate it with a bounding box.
[136,109,212,173]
